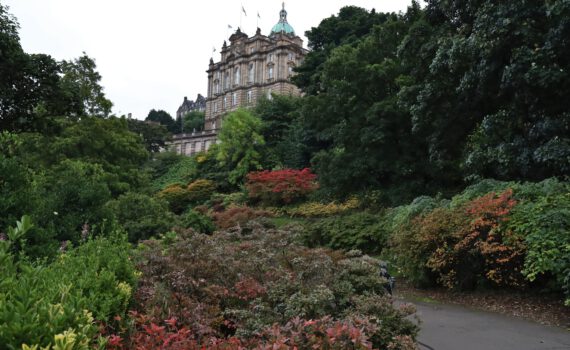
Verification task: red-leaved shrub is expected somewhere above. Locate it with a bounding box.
[246,168,318,205]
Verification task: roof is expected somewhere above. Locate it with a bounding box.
[270,3,295,36]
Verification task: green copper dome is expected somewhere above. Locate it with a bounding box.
[270,3,295,36]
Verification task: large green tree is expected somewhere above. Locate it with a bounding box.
[293,6,393,95]
[399,0,570,181]
[127,118,170,153]
[254,95,313,169]
[59,53,113,118]
[1,4,114,131]
[216,108,265,184]
[303,12,433,202]
[146,109,177,133]
[180,110,205,133]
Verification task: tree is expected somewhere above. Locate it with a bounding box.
[254,95,312,169]
[146,109,177,133]
[59,54,113,117]
[399,0,570,182]
[16,117,149,194]
[127,118,170,153]
[182,110,205,132]
[216,109,265,184]
[293,6,392,95]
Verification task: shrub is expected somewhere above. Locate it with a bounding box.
[210,206,272,230]
[186,178,215,204]
[287,197,360,217]
[156,183,191,214]
[106,192,175,242]
[393,189,526,290]
[0,217,137,349]
[508,193,570,304]
[180,209,215,234]
[117,223,418,348]
[302,212,389,254]
[246,168,318,205]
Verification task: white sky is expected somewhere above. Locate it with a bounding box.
[4,0,413,119]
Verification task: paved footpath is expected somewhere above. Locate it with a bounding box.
[405,300,570,350]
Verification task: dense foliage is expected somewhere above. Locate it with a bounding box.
[0,217,137,349]
[216,108,265,184]
[246,168,318,205]
[110,222,418,348]
[288,0,570,202]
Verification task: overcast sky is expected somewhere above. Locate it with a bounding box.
[5,0,413,119]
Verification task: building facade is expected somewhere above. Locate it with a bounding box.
[169,4,307,156]
[176,94,206,120]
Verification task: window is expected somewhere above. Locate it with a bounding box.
[267,89,272,100]
[214,81,220,94]
[212,121,216,129]
[232,92,238,106]
[288,66,293,76]
[247,90,252,103]
[250,47,255,54]
[234,66,240,86]
[268,66,274,79]
[224,72,229,89]
[268,53,273,62]
[223,96,228,109]
[248,63,254,82]
[214,102,218,112]
[288,53,294,61]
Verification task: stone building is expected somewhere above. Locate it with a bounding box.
[176,94,206,120]
[169,4,307,156]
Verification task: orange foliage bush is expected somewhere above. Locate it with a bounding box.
[210,206,272,230]
[409,189,526,290]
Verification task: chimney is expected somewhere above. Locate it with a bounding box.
[184,96,188,101]
[127,113,132,119]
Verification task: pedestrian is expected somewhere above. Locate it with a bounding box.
[379,261,395,295]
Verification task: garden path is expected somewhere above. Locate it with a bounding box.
[401,300,570,350]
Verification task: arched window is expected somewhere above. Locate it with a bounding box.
[234,66,240,86]
[268,66,274,79]
[248,63,254,82]
[224,72,229,89]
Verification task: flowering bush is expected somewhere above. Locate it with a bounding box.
[112,222,418,348]
[246,168,318,205]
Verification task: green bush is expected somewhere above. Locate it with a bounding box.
[302,212,389,254]
[28,160,114,256]
[0,217,137,349]
[180,209,215,234]
[186,178,215,204]
[106,192,175,242]
[508,193,570,304]
[156,183,191,214]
